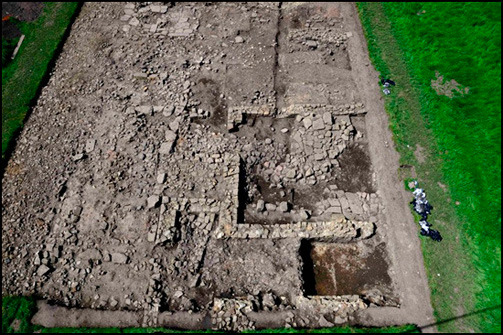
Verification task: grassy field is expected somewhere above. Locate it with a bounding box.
[1,2,80,162]
[1,33,20,68]
[2,296,418,334]
[357,2,501,333]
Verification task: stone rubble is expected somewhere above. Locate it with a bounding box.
[1,2,397,331]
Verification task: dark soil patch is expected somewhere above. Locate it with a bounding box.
[234,115,294,146]
[310,242,392,296]
[252,174,289,205]
[334,142,375,193]
[242,174,330,225]
[323,47,352,70]
[350,115,366,139]
[2,20,22,40]
[300,240,317,295]
[191,77,226,132]
[289,182,330,214]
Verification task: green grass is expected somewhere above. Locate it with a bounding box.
[2,32,20,68]
[1,2,80,161]
[36,326,419,334]
[357,2,501,333]
[241,325,419,333]
[2,296,37,333]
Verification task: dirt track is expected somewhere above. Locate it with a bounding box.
[2,2,435,331]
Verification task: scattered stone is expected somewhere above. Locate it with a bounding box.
[147,195,160,209]
[322,112,332,125]
[85,139,96,153]
[312,118,325,130]
[319,315,334,327]
[279,201,290,213]
[147,231,156,242]
[303,117,312,129]
[71,153,85,162]
[285,168,296,179]
[159,141,174,154]
[129,17,140,26]
[300,210,310,220]
[136,105,152,115]
[169,120,180,132]
[109,297,118,307]
[306,40,318,49]
[37,265,50,277]
[256,200,265,212]
[265,203,277,212]
[111,253,128,264]
[165,130,177,142]
[235,36,244,43]
[157,173,166,184]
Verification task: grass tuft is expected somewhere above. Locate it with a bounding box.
[357,2,501,333]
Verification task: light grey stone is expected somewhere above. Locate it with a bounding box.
[147,195,160,209]
[306,40,318,48]
[279,201,289,212]
[71,153,85,161]
[322,112,333,125]
[326,206,342,214]
[85,139,96,153]
[165,130,177,142]
[256,200,265,212]
[136,105,152,115]
[285,168,296,179]
[265,203,276,211]
[129,17,140,26]
[37,264,50,276]
[312,118,325,130]
[302,117,312,129]
[159,141,174,154]
[111,253,128,264]
[169,120,180,132]
[147,231,156,242]
[318,315,334,327]
[157,173,166,184]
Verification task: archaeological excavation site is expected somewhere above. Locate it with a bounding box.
[2,2,435,331]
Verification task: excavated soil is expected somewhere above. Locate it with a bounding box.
[1,2,436,332]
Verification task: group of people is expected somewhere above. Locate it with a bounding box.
[411,181,443,242]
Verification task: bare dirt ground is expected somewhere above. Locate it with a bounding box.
[2,2,435,332]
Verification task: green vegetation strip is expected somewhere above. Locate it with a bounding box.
[1,2,80,160]
[2,296,418,334]
[357,2,501,333]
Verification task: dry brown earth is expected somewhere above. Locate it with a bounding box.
[2,2,435,332]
